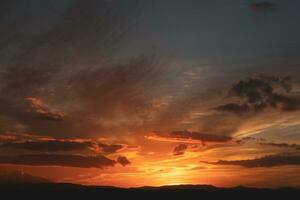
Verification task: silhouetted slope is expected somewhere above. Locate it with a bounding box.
[1,183,299,198]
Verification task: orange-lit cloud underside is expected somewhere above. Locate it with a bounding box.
[1,124,300,188]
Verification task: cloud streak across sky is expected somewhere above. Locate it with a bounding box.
[207,154,300,168]
[0,154,116,168]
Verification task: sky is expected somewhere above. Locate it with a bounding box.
[1,0,300,188]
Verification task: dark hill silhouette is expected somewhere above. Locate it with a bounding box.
[1,182,299,198]
[0,172,298,198]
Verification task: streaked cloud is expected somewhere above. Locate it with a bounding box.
[26,97,65,121]
[0,140,92,152]
[0,133,127,154]
[206,154,300,168]
[0,154,117,168]
[259,142,300,151]
[147,130,233,144]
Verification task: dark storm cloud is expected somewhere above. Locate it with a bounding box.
[173,144,188,156]
[206,154,300,168]
[259,142,300,151]
[214,75,300,114]
[116,156,131,166]
[0,154,116,168]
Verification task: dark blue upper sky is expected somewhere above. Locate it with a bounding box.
[4,0,300,61]
[120,0,300,62]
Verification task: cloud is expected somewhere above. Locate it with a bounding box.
[116,156,131,166]
[206,154,300,168]
[0,154,116,168]
[170,130,232,142]
[0,55,161,137]
[98,143,125,154]
[173,144,188,156]
[239,136,267,143]
[0,132,53,143]
[0,133,127,154]
[146,130,233,145]
[0,140,93,152]
[214,75,300,114]
[259,75,292,92]
[0,0,154,138]
[173,130,230,143]
[26,97,65,121]
[259,142,300,151]
[214,103,250,114]
[0,134,18,143]
[268,94,300,111]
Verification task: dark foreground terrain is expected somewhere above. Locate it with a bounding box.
[1,183,300,198]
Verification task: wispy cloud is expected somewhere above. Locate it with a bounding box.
[26,97,65,121]
[0,133,127,154]
[259,142,300,151]
[147,130,233,144]
[206,154,300,168]
[0,154,117,168]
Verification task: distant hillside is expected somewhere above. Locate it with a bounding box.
[0,171,298,197]
[0,182,299,198]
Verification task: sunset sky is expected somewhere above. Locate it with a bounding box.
[1,0,300,188]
